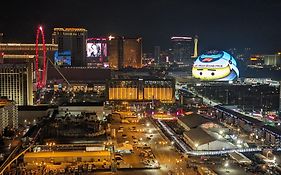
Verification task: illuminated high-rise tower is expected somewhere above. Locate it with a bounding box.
[154,46,160,64]
[108,36,142,69]
[0,55,34,105]
[52,28,87,67]
[123,37,142,68]
[108,36,123,70]
[171,36,193,64]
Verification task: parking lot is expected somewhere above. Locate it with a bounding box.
[110,113,197,175]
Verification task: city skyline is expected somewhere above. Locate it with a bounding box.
[1,1,281,173]
[0,0,280,53]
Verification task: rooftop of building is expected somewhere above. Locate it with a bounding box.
[47,67,111,82]
[18,105,51,111]
[24,150,110,158]
[183,127,216,146]
[178,113,211,129]
[0,43,58,48]
[53,28,87,32]
[0,98,14,107]
[61,101,104,107]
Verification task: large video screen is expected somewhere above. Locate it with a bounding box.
[192,51,239,81]
[54,51,71,66]
[86,38,108,63]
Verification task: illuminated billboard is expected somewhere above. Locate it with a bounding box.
[192,51,239,81]
[86,38,107,63]
[54,51,71,66]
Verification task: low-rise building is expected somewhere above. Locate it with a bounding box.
[0,99,18,134]
[177,114,210,131]
[183,127,235,150]
[178,113,236,151]
[24,150,111,164]
[58,102,111,120]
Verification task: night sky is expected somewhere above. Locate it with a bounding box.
[1,0,280,53]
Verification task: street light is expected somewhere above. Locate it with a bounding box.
[261,138,265,145]
[195,143,199,151]
[224,161,229,173]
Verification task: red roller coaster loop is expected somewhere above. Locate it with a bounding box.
[35,26,47,89]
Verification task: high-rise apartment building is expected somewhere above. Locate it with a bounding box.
[52,28,87,67]
[171,36,193,64]
[154,46,160,64]
[0,99,18,134]
[0,55,34,105]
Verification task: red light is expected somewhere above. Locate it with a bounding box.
[35,26,47,89]
[267,115,277,120]
[202,58,213,62]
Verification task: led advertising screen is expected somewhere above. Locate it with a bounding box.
[86,38,108,63]
[54,51,71,66]
[192,51,239,81]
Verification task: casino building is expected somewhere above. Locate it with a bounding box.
[108,36,142,70]
[52,28,87,67]
[0,43,58,60]
[108,77,175,103]
[0,55,34,105]
[0,43,58,105]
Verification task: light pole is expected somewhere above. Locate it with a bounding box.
[194,143,199,151]
[224,161,229,173]
[261,138,265,146]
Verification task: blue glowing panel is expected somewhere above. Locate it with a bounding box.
[54,51,71,66]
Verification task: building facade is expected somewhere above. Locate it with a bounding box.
[86,37,109,68]
[108,78,175,103]
[171,36,193,64]
[0,99,18,134]
[52,28,87,67]
[0,43,58,60]
[108,36,123,70]
[154,46,160,64]
[108,36,142,70]
[123,37,142,68]
[262,54,281,67]
[0,55,34,105]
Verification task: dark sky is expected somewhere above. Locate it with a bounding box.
[1,0,280,53]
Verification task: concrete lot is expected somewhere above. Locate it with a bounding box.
[110,114,197,175]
